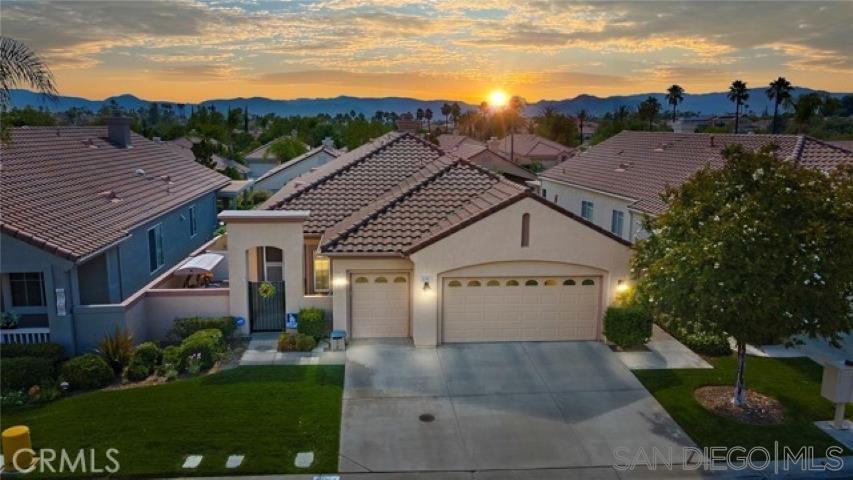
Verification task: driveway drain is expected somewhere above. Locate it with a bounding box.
[419,413,435,423]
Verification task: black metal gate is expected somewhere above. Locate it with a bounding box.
[248,281,286,332]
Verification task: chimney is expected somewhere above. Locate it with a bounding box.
[107,117,132,148]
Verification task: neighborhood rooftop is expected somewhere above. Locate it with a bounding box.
[1,126,230,261]
[254,144,342,183]
[540,131,853,215]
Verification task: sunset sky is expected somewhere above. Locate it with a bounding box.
[2,1,851,103]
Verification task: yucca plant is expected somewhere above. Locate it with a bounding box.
[96,327,134,374]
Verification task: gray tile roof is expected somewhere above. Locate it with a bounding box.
[540,131,853,214]
[1,126,230,261]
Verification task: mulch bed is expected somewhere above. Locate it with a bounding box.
[694,385,785,425]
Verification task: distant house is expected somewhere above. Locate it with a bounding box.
[442,140,536,184]
[0,118,230,353]
[164,136,249,177]
[254,144,342,193]
[671,114,761,133]
[539,131,852,242]
[244,137,311,179]
[436,134,484,151]
[488,134,574,168]
[579,121,598,142]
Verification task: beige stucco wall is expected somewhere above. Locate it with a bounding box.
[329,257,413,333]
[539,178,641,241]
[408,197,633,346]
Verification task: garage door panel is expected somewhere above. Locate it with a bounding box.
[352,273,410,338]
[443,276,600,342]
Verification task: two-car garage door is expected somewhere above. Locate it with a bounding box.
[442,276,600,342]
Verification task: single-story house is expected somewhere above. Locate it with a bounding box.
[488,134,574,168]
[253,144,342,193]
[244,137,312,179]
[164,136,250,178]
[0,118,230,353]
[539,131,853,242]
[222,132,631,346]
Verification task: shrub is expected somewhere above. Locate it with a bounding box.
[0,356,55,390]
[178,329,225,372]
[1,390,29,408]
[168,316,236,342]
[132,342,162,369]
[96,327,134,374]
[297,307,327,340]
[0,343,65,365]
[278,333,317,352]
[604,305,652,348]
[160,345,181,374]
[677,329,731,356]
[60,354,114,390]
[126,360,151,382]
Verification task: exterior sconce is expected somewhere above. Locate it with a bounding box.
[422,275,432,291]
[616,279,630,293]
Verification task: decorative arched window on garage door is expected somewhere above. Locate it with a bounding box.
[486,280,500,287]
[394,276,407,283]
[467,280,482,287]
[448,280,462,287]
[375,276,388,283]
[506,279,519,286]
[563,279,576,286]
[355,276,369,284]
[582,279,595,286]
[525,279,539,286]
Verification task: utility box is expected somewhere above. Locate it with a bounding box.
[330,330,347,352]
[821,361,853,403]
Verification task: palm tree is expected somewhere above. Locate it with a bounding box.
[665,84,685,123]
[479,101,489,118]
[727,80,749,133]
[638,97,661,130]
[451,102,461,127]
[441,103,451,130]
[766,76,793,134]
[0,36,57,110]
[577,109,588,143]
[424,108,433,131]
[416,108,424,127]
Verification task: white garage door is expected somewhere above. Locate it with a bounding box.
[351,273,410,338]
[442,276,600,342]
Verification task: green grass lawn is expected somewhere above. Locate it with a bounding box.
[634,356,847,457]
[0,365,343,478]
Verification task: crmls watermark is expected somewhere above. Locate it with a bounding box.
[613,443,845,473]
[11,448,120,474]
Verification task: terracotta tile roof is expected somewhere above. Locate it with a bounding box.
[1,127,230,261]
[828,140,853,152]
[320,158,527,254]
[436,134,483,151]
[540,131,853,215]
[254,144,341,183]
[488,134,574,160]
[265,132,444,234]
[452,144,536,181]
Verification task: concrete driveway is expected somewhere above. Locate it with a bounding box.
[339,340,696,473]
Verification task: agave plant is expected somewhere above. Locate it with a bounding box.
[97,327,134,374]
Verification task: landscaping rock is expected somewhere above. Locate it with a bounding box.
[295,451,314,468]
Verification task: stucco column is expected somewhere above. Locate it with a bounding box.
[411,267,439,347]
[219,210,310,335]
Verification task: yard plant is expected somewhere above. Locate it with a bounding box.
[633,145,853,405]
[298,307,328,340]
[603,305,652,348]
[60,353,114,391]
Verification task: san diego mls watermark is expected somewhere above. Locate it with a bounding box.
[9,448,120,475]
[613,443,845,474]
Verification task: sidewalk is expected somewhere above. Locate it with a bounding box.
[239,333,346,366]
[616,325,712,370]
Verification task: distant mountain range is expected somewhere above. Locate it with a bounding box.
[9,87,849,118]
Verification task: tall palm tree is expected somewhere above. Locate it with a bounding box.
[441,103,451,130]
[577,109,588,143]
[727,80,749,133]
[450,102,461,128]
[416,108,424,127]
[0,36,57,110]
[766,76,793,134]
[665,84,685,123]
[424,108,433,131]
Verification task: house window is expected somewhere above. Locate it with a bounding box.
[147,224,165,272]
[611,210,625,237]
[521,213,530,247]
[188,205,198,237]
[541,188,547,198]
[553,194,559,204]
[9,273,45,307]
[581,201,594,221]
[262,246,283,282]
[313,255,330,292]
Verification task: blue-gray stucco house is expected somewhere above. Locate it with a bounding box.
[1,118,230,354]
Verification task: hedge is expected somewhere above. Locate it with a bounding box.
[278,333,317,352]
[178,329,225,372]
[168,316,236,342]
[126,342,163,381]
[0,343,65,365]
[60,354,114,390]
[0,356,55,390]
[297,307,327,340]
[604,305,652,348]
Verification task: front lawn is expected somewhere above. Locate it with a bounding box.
[0,365,343,477]
[634,356,847,457]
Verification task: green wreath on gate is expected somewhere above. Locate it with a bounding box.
[258,281,276,298]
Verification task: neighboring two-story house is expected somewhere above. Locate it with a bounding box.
[539,131,853,242]
[253,143,342,193]
[1,118,230,353]
[488,134,574,169]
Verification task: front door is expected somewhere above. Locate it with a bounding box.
[248,280,286,332]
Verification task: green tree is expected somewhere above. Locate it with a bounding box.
[633,145,853,405]
[416,108,424,128]
[766,77,793,134]
[793,93,823,128]
[577,109,588,143]
[638,97,661,130]
[727,80,750,133]
[266,136,308,163]
[665,84,685,123]
[534,107,577,147]
[0,36,57,109]
[191,138,217,169]
[441,103,451,130]
[424,108,433,131]
[451,102,462,127]
[1,106,56,126]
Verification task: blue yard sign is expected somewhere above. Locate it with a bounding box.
[286,312,298,329]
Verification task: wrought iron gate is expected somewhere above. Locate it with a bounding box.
[248,281,286,332]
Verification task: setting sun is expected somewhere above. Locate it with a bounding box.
[488,90,509,108]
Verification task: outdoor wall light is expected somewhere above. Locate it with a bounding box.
[616,279,630,293]
[332,276,348,288]
[422,276,432,291]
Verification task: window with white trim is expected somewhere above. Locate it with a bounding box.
[611,210,624,237]
[188,205,198,237]
[581,201,594,221]
[148,224,165,272]
[9,273,45,307]
[262,246,283,282]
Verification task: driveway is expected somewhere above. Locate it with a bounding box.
[339,340,696,473]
